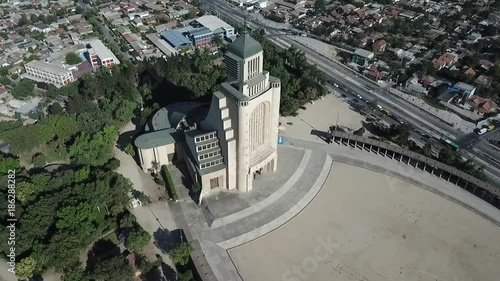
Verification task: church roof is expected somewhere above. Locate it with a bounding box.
[227,33,263,59]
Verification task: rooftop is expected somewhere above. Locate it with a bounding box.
[190,27,213,38]
[88,39,120,64]
[227,33,263,59]
[195,15,233,32]
[134,128,178,149]
[454,82,476,91]
[26,60,72,76]
[160,30,192,49]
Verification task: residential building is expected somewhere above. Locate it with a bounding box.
[135,31,281,196]
[24,60,74,87]
[352,48,374,65]
[474,75,492,87]
[372,39,387,54]
[432,52,458,70]
[463,67,476,77]
[447,82,476,99]
[85,39,120,68]
[405,77,428,94]
[467,95,497,115]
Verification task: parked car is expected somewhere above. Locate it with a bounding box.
[300,106,307,110]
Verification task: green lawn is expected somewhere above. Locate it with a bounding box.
[103,231,120,245]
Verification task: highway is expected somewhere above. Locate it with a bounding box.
[203,0,500,185]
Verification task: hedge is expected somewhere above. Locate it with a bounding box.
[161,165,179,200]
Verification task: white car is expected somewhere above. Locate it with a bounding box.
[310,100,315,104]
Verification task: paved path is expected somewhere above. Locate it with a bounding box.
[115,123,179,275]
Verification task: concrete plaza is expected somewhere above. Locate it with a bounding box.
[229,162,500,281]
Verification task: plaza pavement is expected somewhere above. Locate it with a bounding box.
[229,162,500,281]
[167,131,500,281]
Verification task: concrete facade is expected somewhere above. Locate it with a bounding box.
[135,32,281,196]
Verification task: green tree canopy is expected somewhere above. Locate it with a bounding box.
[125,228,151,253]
[65,52,83,65]
[11,79,35,99]
[15,257,37,280]
[31,152,46,167]
[91,256,133,281]
[169,242,193,266]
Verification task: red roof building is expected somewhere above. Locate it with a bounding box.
[467,95,497,114]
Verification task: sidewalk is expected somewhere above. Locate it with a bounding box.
[387,87,476,132]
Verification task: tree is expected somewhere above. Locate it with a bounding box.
[353,127,365,136]
[48,103,65,115]
[62,266,86,281]
[69,130,115,167]
[0,76,10,85]
[124,143,135,157]
[151,161,160,174]
[0,67,9,76]
[11,79,35,99]
[92,256,133,281]
[366,99,378,112]
[314,0,327,11]
[18,14,30,26]
[169,242,193,266]
[32,152,46,167]
[125,228,151,253]
[57,203,99,232]
[30,14,39,23]
[15,257,37,280]
[65,52,83,65]
[192,182,202,193]
[212,35,223,46]
[422,143,433,157]
[0,154,20,171]
[438,147,456,165]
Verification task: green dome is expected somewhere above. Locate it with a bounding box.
[227,33,263,59]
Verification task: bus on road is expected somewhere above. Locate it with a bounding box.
[440,136,460,151]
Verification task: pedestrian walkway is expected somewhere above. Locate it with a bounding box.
[169,145,333,281]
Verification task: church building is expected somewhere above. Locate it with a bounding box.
[134,31,282,196]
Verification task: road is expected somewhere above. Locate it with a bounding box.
[203,0,500,185]
[76,2,131,60]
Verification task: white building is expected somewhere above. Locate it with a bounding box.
[86,39,120,68]
[195,15,235,38]
[135,31,281,195]
[24,60,74,87]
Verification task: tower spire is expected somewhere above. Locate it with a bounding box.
[243,15,248,34]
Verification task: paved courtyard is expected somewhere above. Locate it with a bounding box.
[228,163,500,281]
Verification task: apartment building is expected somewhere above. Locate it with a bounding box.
[24,61,74,87]
[86,39,120,68]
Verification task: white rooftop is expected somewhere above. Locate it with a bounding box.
[195,15,233,32]
[88,39,120,64]
[26,60,72,76]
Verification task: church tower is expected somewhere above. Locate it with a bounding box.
[201,30,281,192]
